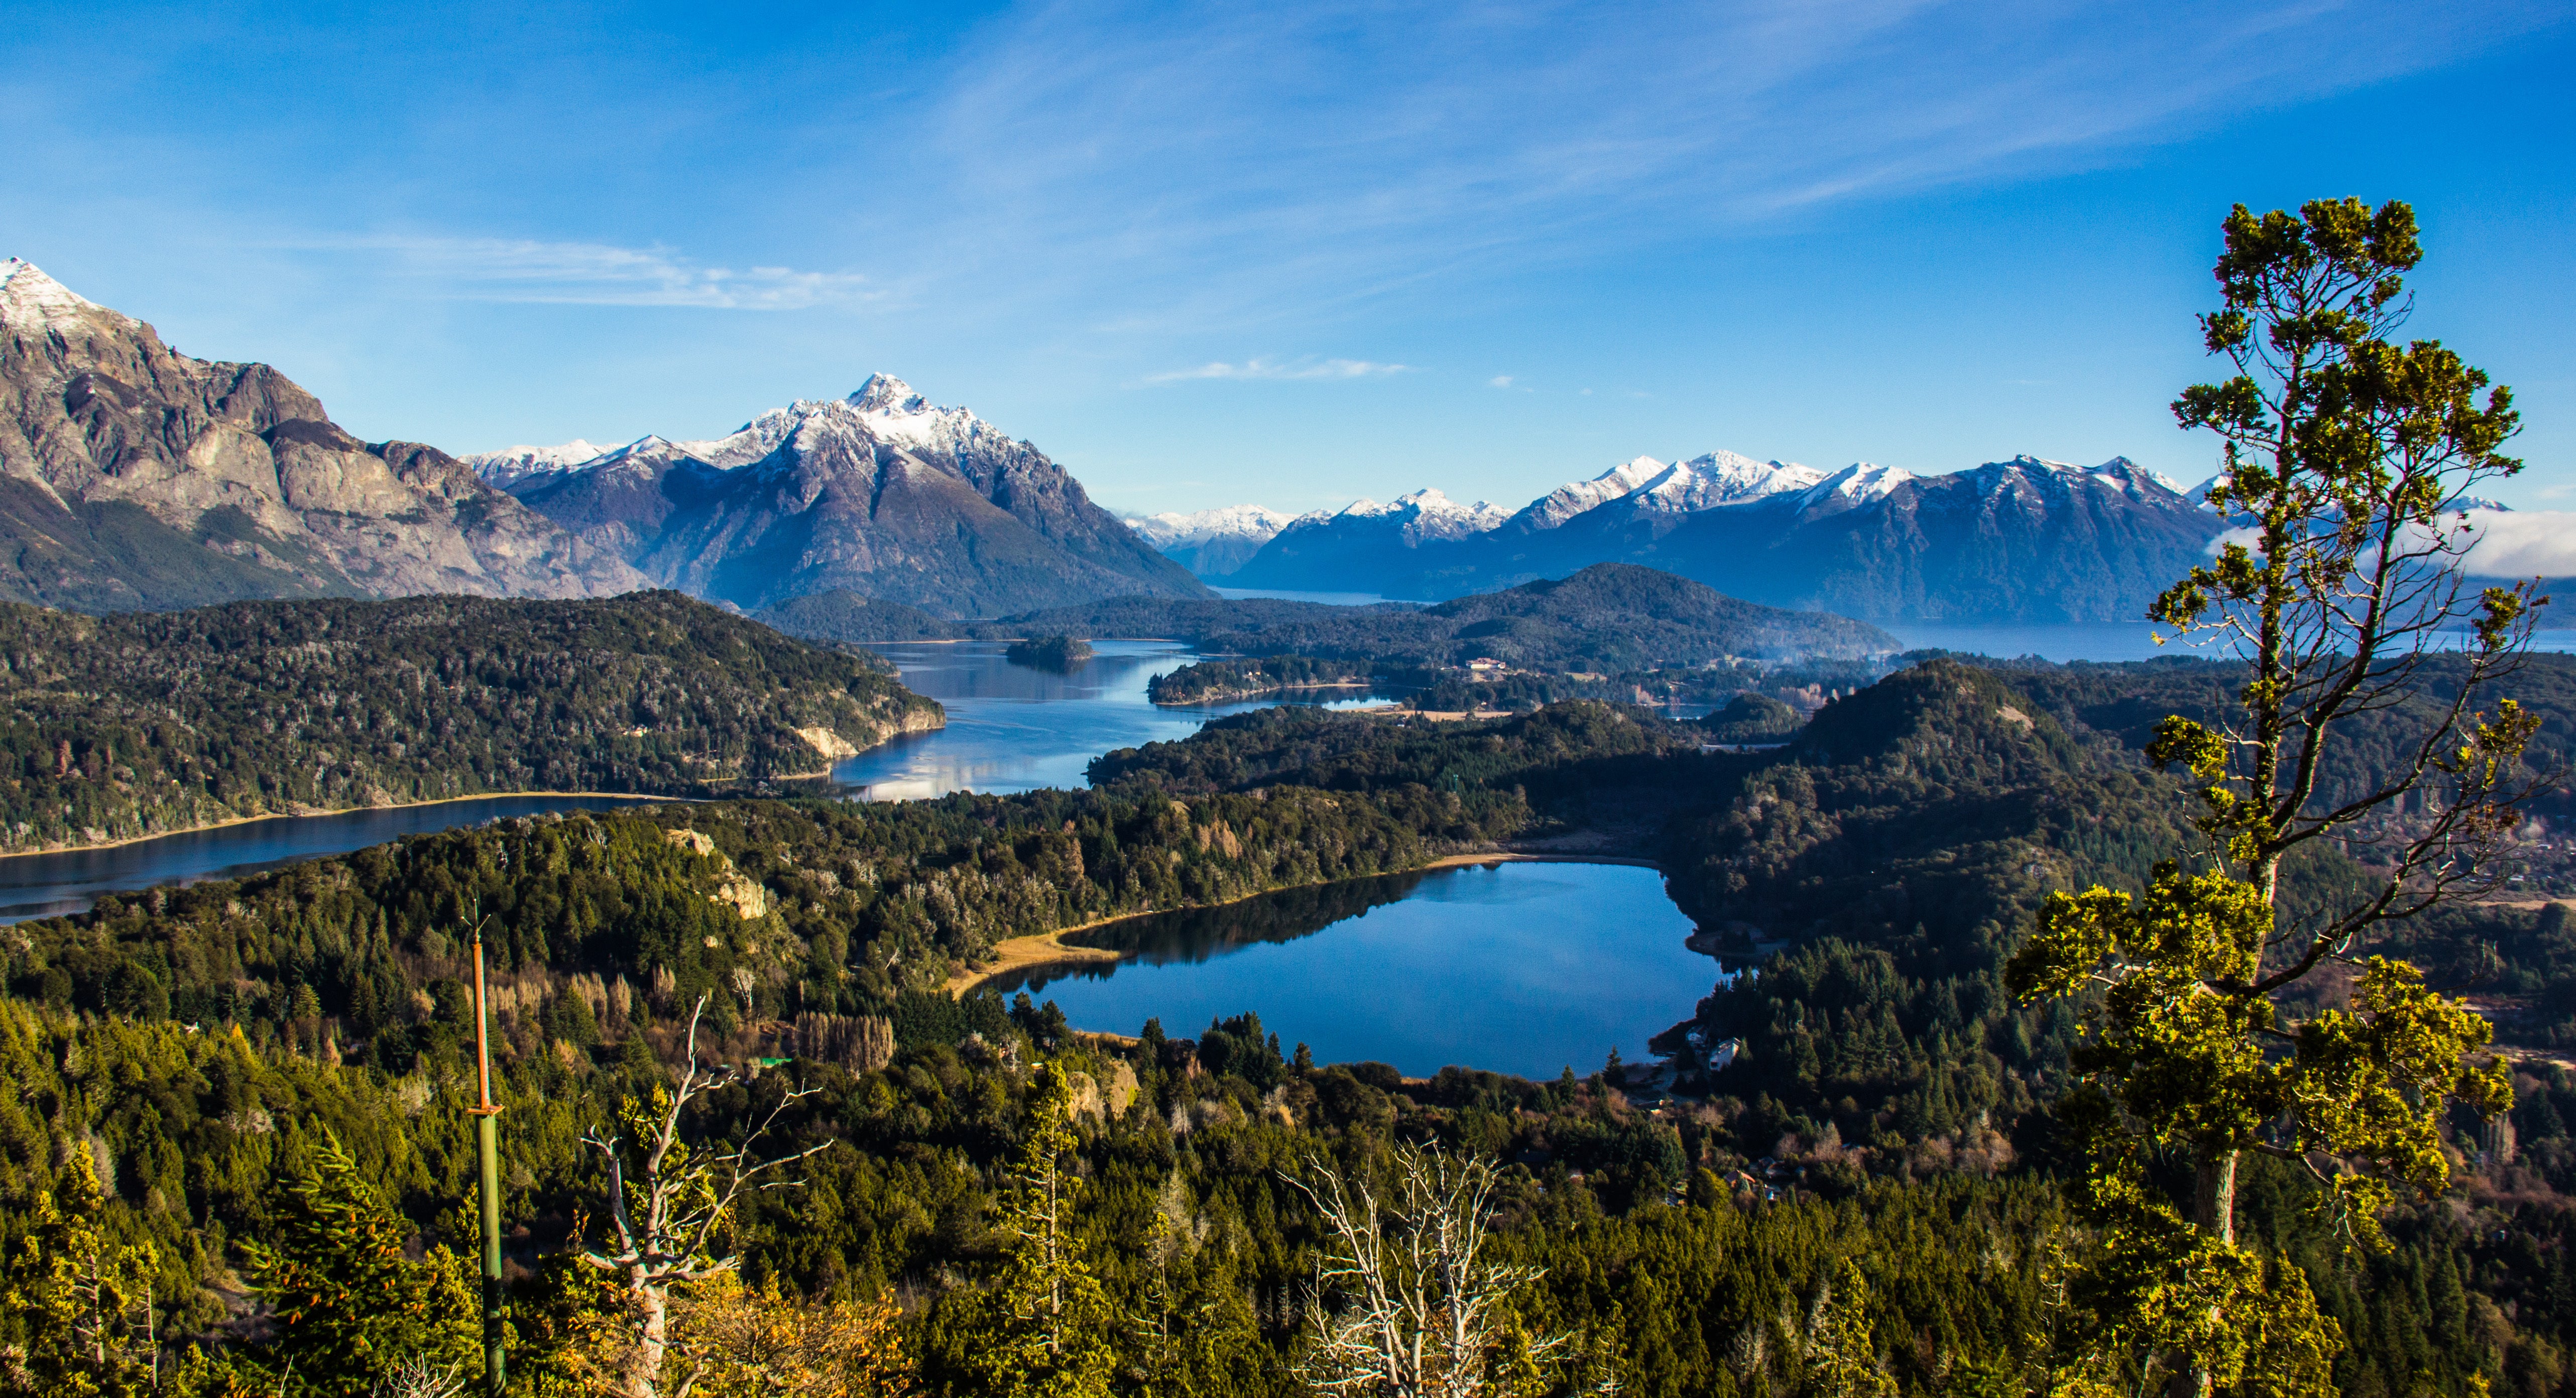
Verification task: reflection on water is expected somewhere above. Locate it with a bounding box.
[0,794,672,924]
[993,861,1718,1079]
[1059,872,1430,964]
[834,640,1373,800]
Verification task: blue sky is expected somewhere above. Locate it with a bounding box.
[3,1,2570,517]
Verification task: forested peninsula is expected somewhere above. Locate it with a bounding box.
[0,591,942,852]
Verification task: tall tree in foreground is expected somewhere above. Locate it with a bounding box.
[950,1062,1114,1398]
[229,1130,478,1397]
[2009,198,2546,1396]
[578,997,828,1398]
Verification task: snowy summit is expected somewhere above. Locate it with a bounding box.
[0,259,122,332]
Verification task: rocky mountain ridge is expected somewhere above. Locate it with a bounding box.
[0,260,645,612]
[477,376,1209,618]
[1211,446,2222,623]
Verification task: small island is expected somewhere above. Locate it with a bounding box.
[1005,634,1094,670]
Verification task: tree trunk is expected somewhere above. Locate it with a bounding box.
[622,1274,670,1398]
[2163,1148,2241,1398]
[2193,1149,2239,1243]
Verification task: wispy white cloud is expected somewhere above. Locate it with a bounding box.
[301,236,876,310]
[2206,510,2576,578]
[1488,375,1514,388]
[894,0,2565,329]
[2464,511,2576,577]
[1146,358,1413,383]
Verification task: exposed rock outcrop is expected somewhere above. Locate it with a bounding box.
[0,259,646,612]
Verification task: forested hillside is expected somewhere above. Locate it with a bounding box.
[0,659,2567,1394]
[0,591,942,851]
[757,564,1896,666]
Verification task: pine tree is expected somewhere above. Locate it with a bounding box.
[2009,197,2539,1398]
[1802,1261,1895,1398]
[958,1061,1114,1398]
[0,1148,159,1398]
[229,1129,477,1396]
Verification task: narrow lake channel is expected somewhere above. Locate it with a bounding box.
[832,639,1373,798]
[0,640,1366,922]
[0,794,673,924]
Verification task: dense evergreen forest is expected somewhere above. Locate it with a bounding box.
[0,652,2569,1395]
[0,591,941,852]
[1145,657,1374,706]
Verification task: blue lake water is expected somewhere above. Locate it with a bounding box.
[992,860,1720,1080]
[0,642,1373,922]
[833,640,1373,799]
[1211,586,1421,607]
[0,793,672,924]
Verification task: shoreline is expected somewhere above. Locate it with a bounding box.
[0,789,694,862]
[945,849,1664,996]
[0,709,941,862]
[1150,679,1374,708]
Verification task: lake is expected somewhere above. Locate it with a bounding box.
[0,641,1364,922]
[991,860,1721,1080]
[833,640,1372,799]
[0,793,674,924]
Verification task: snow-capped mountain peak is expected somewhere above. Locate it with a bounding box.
[1518,456,1670,530]
[0,259,124,332]
[847,373,980,450]
[1124,505,1293,550]
[1305,489,1507,543]
[645,375,984,470]
[673,404,812,468]
[1512,449,1824,531]
[1657,451,1825,510]
[847,373,926,415]
[461,439,616,489]
[1793,462,1916,515]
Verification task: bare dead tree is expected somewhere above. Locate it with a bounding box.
[1287,1143,1583,1397]
[579,994,828,1398]
[371,1352,470,1398]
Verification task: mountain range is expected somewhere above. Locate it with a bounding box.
[468,377,1209,618]
[0,260,642,611]
[1192,449,2227,624]
[1120,505,1295,578]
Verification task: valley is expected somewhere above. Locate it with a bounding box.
[0,214,2566,1397]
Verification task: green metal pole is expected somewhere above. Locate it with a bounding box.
[471,926,507,1396]
[478,1111,504,1392]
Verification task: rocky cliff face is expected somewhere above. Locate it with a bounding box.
[0,260,645,612]
[501,376,1210,618]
